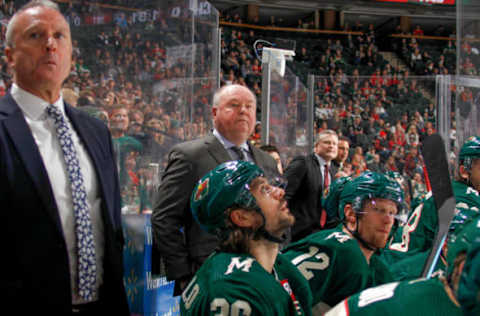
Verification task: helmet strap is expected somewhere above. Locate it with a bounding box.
[256,209,286,244]
[346,214,378,252]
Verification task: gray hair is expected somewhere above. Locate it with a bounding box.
[212,84,256,108]
[6,0,61,48]
[315,129,338,144]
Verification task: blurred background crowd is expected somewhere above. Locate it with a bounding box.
[0,0,475,214]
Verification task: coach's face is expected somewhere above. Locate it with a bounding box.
[315,134,338,162]
[6,6,72,102]
[213,85,256,146]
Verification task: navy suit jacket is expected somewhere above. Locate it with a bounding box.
[0,93,129,314]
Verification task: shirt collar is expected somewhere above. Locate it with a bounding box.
[314,153,329,167]
[213,128,250,152]
[11,83,65,121]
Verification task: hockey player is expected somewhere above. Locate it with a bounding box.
[180,160,312,315]
[385,136,480,279]
[325,217,480,316]
[282,171,406,313]
[458,220,480,316]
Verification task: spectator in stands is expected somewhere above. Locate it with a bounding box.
[413,25,424,36]
[411,47,422,70]
[367,153,382,173]
[411,171,427,200]
[351,149,367,175]
[109,105,143,187]
[406,124,420,147]
[444,40,456,55]
[152,85,278,296]
[404,146,422,178]
[142,114,171,164]
[296,46,309,64]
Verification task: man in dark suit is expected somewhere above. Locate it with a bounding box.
[0,1,129,314]
[152,84,278,295]
[284,129,338,242]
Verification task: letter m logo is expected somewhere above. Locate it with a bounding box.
[225,257,254,275]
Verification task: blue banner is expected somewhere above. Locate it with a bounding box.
[122,214,180,315]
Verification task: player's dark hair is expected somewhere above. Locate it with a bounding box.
[259,144,279,154]
[217,208,262,254]
[447,251,467,294]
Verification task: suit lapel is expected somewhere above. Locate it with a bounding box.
[311,153,321,188]
[249,142,265,165]
[1,95,63,233]
[65,105,114,225]
[204,134,231,163]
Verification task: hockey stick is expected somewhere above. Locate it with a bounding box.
[421,134,456,278]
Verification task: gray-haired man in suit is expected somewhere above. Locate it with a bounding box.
[152,84,278,295]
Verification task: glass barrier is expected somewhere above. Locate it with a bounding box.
[312,74,436,200]
[267,65,309,168]
[455,0,480,153]
[59,0,218,214]
[457,0,480,78]
[54,1,219,314]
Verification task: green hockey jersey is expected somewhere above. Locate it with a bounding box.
[388,250,446,281]
[449,180,480,237]
[384,191,437,263]
[384,180,480,268]
[282,226,393,308]
[326,278,462,316]
[180,252,312,316]
[458,219,480,316]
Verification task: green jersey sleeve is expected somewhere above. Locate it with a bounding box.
[458,221,480,316]
[450,180,480,235]
[326,278,462,316]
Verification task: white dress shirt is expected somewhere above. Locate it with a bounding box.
[213,128,252,162]
[11,84,104,304]
[315,153,331,186]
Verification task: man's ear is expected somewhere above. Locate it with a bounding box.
[229,208,257,228]
[5,47,13,67]
[459,164,469,182]
[343,204,357,230]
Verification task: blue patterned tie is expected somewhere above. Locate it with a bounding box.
[46,104,97,301]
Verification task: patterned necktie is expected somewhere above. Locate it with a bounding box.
[231,146,246,161]
[46,104,97,301]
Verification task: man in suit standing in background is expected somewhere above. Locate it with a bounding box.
[0,1,129,314]
[152,84,278,295]
[284,129,338,242]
